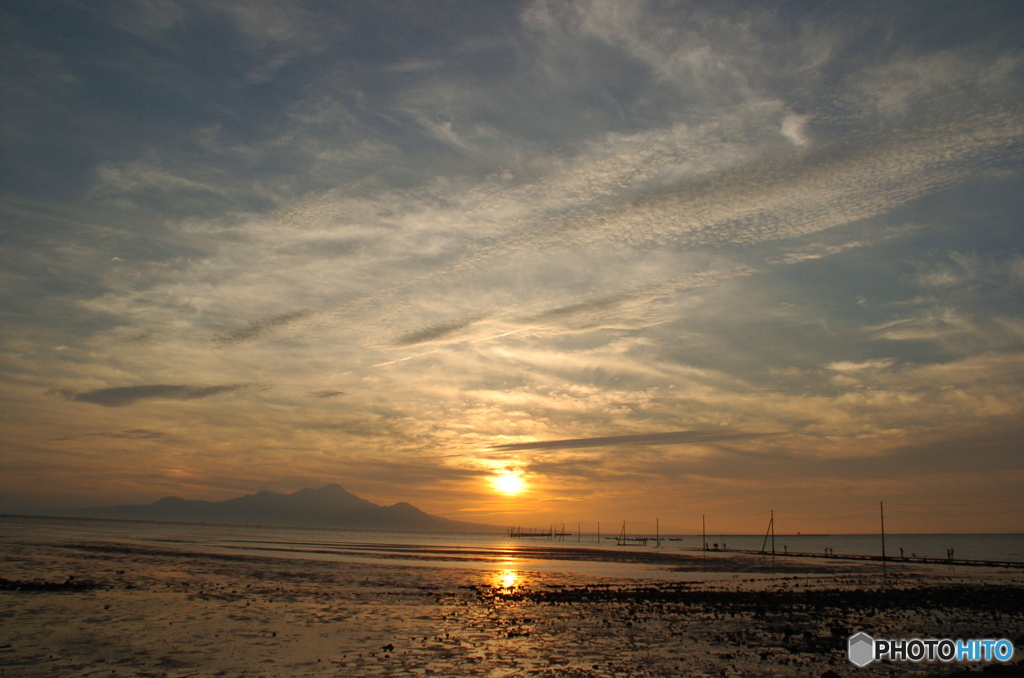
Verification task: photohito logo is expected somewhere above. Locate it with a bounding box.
[848,632,874,667]
[848,632,1015,667]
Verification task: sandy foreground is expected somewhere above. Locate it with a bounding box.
[1,534,1023,678]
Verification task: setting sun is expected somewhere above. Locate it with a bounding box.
[491,472,526,496]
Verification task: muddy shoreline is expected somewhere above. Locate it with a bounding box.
[2,537,1023,677]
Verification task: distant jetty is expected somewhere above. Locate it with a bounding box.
[506,525,572,539]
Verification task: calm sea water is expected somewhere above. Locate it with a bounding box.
[2,515,1021,577]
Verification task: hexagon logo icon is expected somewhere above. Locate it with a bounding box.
[848,632,875,667]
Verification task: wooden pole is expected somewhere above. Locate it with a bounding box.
[771,509,775,557]
[760,514,772,554]
[702,514,706,556]
[880,501,887,577]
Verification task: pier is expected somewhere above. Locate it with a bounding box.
[506,525,573,540]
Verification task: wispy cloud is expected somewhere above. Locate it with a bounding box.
[51,428,169,442]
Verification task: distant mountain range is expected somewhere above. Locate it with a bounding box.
[57,484,500,532]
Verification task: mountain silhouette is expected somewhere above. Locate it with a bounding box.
[59,484,498,532]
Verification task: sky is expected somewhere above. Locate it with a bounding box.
[2,0,1023,534]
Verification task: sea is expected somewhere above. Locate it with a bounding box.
[2,514,1021,580]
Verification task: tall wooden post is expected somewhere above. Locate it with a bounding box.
[880,501,887,577]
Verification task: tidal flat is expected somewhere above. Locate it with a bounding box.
[1,531,1023,677]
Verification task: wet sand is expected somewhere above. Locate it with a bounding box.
[2,535,1023,677]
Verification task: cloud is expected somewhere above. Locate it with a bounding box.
[47,384,252,407]
[212,310,316,346]
[855,50,1023,117]
[827,359,897,372]
[866,309,975,344]
[386,58,445,74]
[311,390,345,398]
[916,251,1024,289]
[394,317,482,346]
[780,114,809,146]
[51,429,169,442]
[518,295,632,324]
[491,429,770,452]
[369,103,1022,301]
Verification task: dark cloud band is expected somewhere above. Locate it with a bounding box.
[213,310,315,346]
[395,317,481,346]
[311,390,345,398]
[48,384,252,407]
[491,429,768,452]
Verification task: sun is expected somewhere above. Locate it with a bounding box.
[491,471,526,496]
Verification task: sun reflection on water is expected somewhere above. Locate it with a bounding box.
[493,568,519,589]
